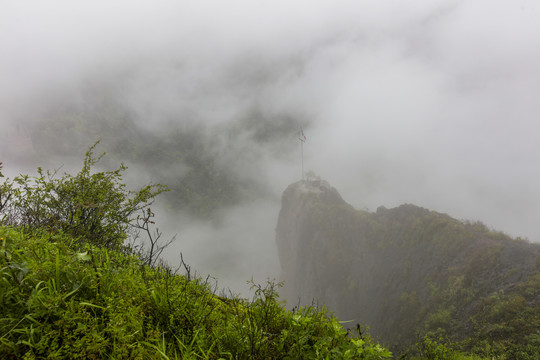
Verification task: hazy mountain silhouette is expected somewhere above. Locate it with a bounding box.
[276,178,540,354]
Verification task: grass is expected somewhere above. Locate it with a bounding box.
[0,226,391,359]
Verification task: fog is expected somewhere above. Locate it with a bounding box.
[1,0,540,294]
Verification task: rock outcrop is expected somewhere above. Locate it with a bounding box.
[276,179,540,352]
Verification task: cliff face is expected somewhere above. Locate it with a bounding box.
[276,179,540,351]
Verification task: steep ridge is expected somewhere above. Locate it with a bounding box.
[276,179,540,354]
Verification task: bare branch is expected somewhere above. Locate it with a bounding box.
[130,207,176,267]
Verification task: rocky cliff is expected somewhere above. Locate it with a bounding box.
[276,179,540,353]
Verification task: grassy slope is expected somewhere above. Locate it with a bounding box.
[0,226,391,360]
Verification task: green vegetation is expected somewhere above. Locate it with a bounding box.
[0,227,391,359]
[277,180,540,359]
[1,142,166,249]
[0,149,391,359]
[405,336,486,360]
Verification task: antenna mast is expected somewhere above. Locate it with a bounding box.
[299,127,306,181]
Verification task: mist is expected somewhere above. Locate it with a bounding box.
[2,0,540,293]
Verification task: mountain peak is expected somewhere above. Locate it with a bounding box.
[275,179,540,355]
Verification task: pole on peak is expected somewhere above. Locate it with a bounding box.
[298,126,306,181]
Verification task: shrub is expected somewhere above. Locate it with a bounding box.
[0,142,167,249]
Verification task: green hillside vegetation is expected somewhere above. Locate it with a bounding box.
[0,227,393,359]
[276,180,540,359]
[0,150,391,359]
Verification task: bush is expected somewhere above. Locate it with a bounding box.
[0,142,167,249]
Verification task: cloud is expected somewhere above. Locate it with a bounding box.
[2,0,540,292]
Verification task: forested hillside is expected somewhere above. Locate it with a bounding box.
[276,178,540,359]
[15,87,300,218]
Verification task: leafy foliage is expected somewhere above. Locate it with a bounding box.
[0,142,167,249]
[0,226,392,359]
[407,336,487,360]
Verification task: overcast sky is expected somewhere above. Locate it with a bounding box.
[2,0,540,291]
